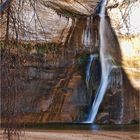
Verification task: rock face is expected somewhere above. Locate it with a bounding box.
[1,0,140,124]
[42,0,100,15]
[102,0,140,124]
[1,15,100,123]
[0,1,72,42]
[93,0,140,124]
[0,0,99,41]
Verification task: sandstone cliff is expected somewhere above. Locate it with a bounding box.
[1,0,139,124]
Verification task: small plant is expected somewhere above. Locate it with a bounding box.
[0,41,4,49]
[76,53,89,66]
[33,42,60,55]
[76,53,89,79]
[23,43,32,51]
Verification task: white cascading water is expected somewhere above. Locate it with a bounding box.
[82,17,93,47]
[86,54,98,88]
[86,0,113,123]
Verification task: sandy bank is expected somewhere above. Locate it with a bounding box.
[0,130,139,140]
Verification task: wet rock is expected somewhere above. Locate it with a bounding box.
[96,112,110,124]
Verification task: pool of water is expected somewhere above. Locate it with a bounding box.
[24,123,139,132]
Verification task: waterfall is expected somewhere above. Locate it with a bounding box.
[86,54,98,88]
[82,17,93,47]
[86,0,113,123]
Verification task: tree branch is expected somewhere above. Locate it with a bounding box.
[0,0,14,14]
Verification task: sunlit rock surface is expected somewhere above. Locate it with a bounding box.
[107,0,140,99]
[13,1,72,42]
[41,0,100,15]
[107,0,140,35]
[0,0,99,41]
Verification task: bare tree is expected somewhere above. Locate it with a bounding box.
[0,0,14,14]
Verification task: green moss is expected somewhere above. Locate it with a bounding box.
[23,43,32,51]
[35,42,59,54]
[0,42,4,50]
[61,11,76,18]
[0,41,61,56]
[76,53,89,66]
[19,42,60,54]
[56,8,82,18]
[76,53,89,79]
[110,57,121,67]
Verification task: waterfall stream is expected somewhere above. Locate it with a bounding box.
[86,0,113,123]
[82,17,93,47]
[86,54,98,88]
